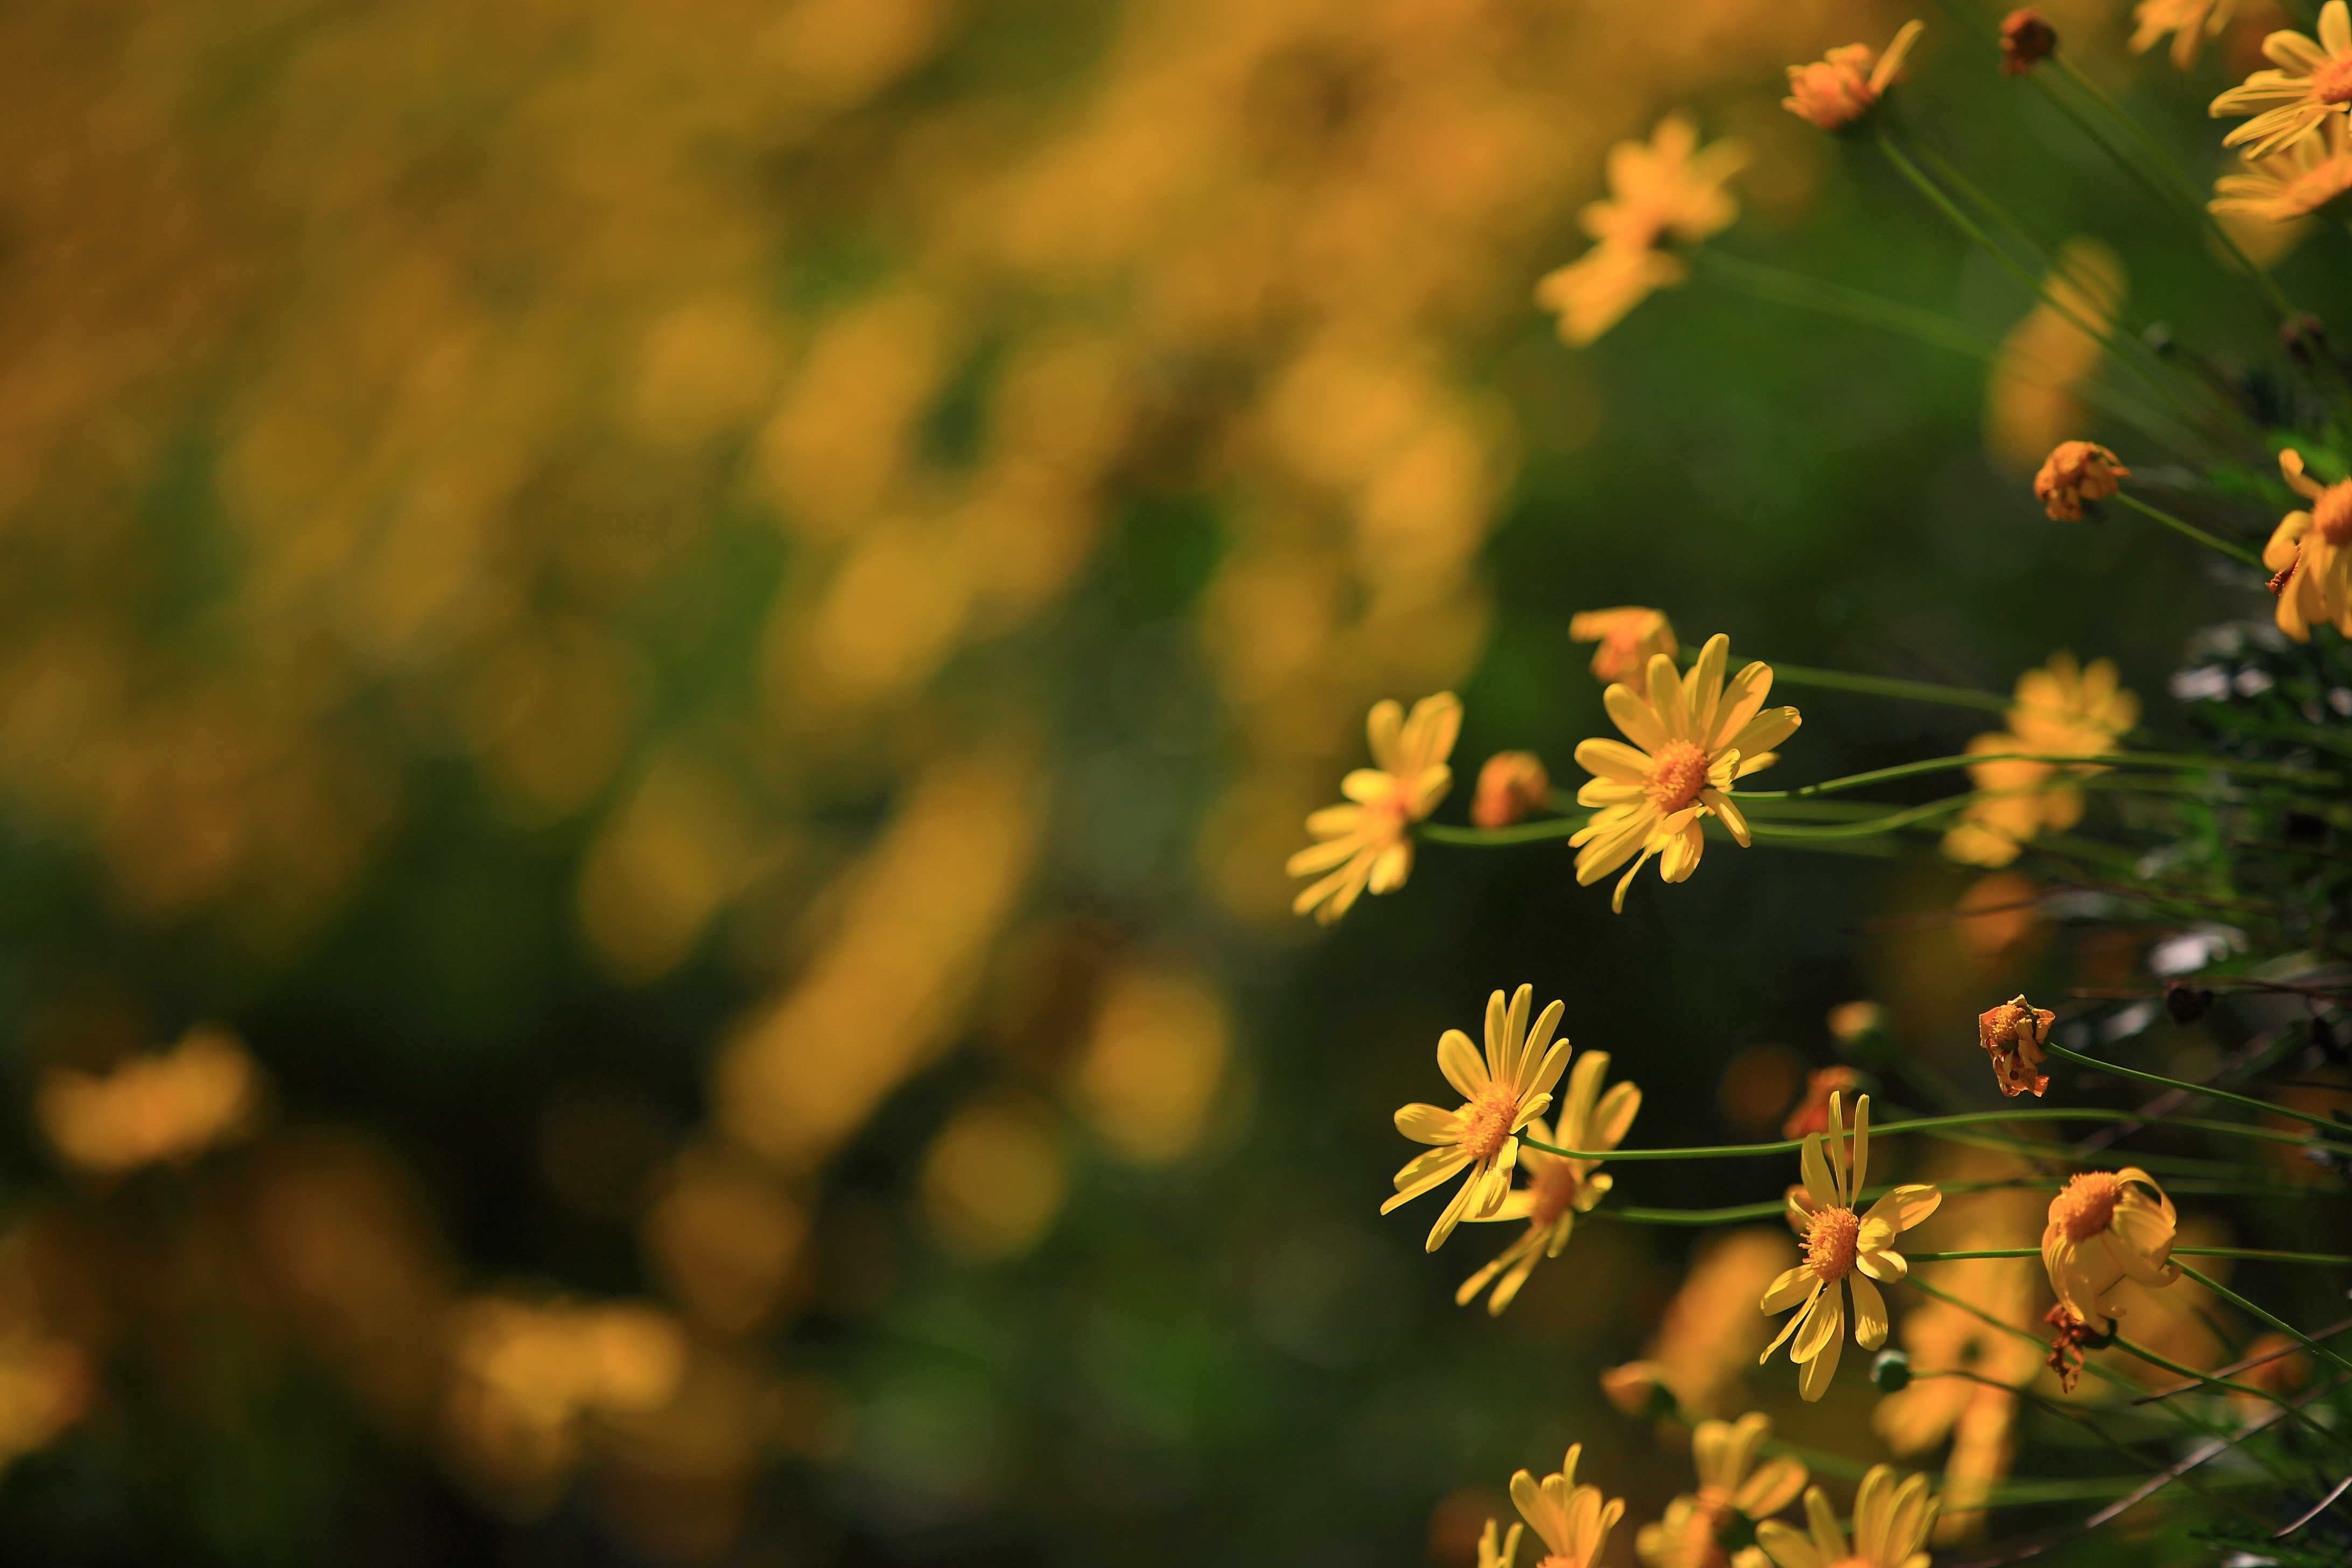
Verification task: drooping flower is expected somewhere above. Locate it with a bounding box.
[1783,22,1926,132]
[1473,751,1553,830]
[1976,996,2056,1098]
[2265,449,2352,642]
[2000,9,2057,74]
[1479,1517,1525,1568]
[1754,1467,1940,1568]
[2212,116,2352,221]
[2042,1168,2181,1332]
[2033,440,2128,520]
[1941,653,2138,867]
[1457,1052,1641,1314]
[2210,1,2352,159]
[1570,635,1801,912]
[1760,1094,1942,1401]
[2132,0,2237,69]
[1383,986,1572,1252]
[1635,1413,1808,1568]
[1570,606,1679,685]
[1536,120,1748,347]
[1287,692,1461,923]
[1510,1445,1627,1568]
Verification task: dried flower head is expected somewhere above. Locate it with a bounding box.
[1473,751,1553,830]
[2210,1,2352,159]
[2265,449,2352,642]
[1570,607,1678,685]
[2042,1168,2180,1332]
[2033,441,2129,520]
[2043,1303,2100,1392]
[1287,692,1461,923]
[1783,22,1926,132]
[2000,9,2058,73]
[1977,996,2055,1097]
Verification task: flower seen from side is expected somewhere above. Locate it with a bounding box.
[1536,120,1747,346]
[1382,986,1571,1252]
[2210,1,2352,159]
[2032,440,2128,520]
[1473,751,1553,829]
[1635,1412,1808,1568]
[1571,606,1678,685]
[1783,22,1926,132]
[2211,116,2352,221]
[1755,1466,1940,1568]
[1760,1093,1942,1401]
[2132,0,2237,68]
[1287,692,1460,924]
[1480,1517,1525,1568]
[2042,1168,2180,1332]
[1457,1051,1641,1314]
[1570,634,1801,912]
[2265,449,2352,641]
[1976,996,2055,1098]
[1510,1444,1627,1568]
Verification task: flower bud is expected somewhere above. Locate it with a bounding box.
[1999,9,2057,73]
[1471,751,1551,829]
[1871,1348,1912,1391]
[1599,1360,1676,1420]
[2033,441,2129,521]
[2164,981,2214,1024]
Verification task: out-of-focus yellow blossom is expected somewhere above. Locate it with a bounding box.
[445,1296,687,1500]
[1636,1413,1808,1568]
[2133,0,2238,68]
[1941,653,2138,867]
[1760,1094,1941,1402]
[2213,117,2352,221]
[2266,449,2352,641]
[1977,995,2056,1098]
[1985,240,2125,473]
[1457,1053,1640,1314]
[1756,1467,1939,1568]
[1536,118,1747,346]
[1782,22,1925,132]
[2213,2,2352,157]
[1510,1445,1627,1568]
[1570,607,1679,685]
[1287,692,1461,924]
[37,1025,259,1176]
[1826,1001,1884,1047]
[2043,1169,2180,1332]
[1570,635,1800,912]
[1473,752,1553,830]
[1637,1229,1798,1416]
[1480,1517,1525,1568]
[1601,1360,1674,1418]
[1383,986,1571,1252]
[2033,441,2128,520]
[1782,1066,1863,1143]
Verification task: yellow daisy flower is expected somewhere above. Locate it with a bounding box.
[1570,634,1801,912]
[1569,606,1678,685]
[1536,118,1747,347]
[2210,1,2352,158]
[1941,652,2138,869]
[2266,449,2352,642]
[1760,1094,1942,1402]
[1286,691,1461,925]
[1455,1052,1641,1314]
[2212,116,2352,221]
[2132,0,2237,69]
[2042,1168,2181,1332]
[1510,1445,1627,1568]
[1782,22,1926,132]
[1755,1467,1940,1568]
[1480,1517,1525,1568]
[1382,985,1572,1252]
[1635,1413,1808,1568]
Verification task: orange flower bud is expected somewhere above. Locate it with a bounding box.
[1471,751,1551,829]
[2033,441,2129,520]
[1977,995,2056,1097]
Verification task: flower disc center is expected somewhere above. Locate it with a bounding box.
[1459,1086,1519,1163]
[1645,739,1711,813]
[2316,481,2352,545]
[1804,1206,1861,1280]
[2315,57,2352,104]
[2053,1171,2123,1241]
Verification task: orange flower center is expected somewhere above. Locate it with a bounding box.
[1528,1157,1583,1226]
[2316,481,2352,545]
[2052,1171,2124,1242]
[2315,55,2352,103]
[1646,739,1711,813]
[1983,1007,2021,1047]
[1459,1086,1519,1163]
[1804,1206,1861,1280]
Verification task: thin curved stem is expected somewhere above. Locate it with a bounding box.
[2112,491,2267,570]
[1739,749,2339,800]
[1751,659,2013,715]
[1522,1106,2352,1163]
[2180,1264,2352,1382]
[2176,1247,2352,1266]
[2042,1041,2329,1129]
[1418,817,1585,847]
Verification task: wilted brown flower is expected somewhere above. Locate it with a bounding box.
[2033,442,2129,520]
[1977,996,2055,1097]
[1472,752,1552,830]
[2043,1304,2098,1392]
[2000,10,2058,73]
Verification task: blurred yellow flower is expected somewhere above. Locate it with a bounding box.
[1383,986,1572,1252]
[1538,246,1689,347]
[2033,440,2128,520]
[1287,692,1461,924]
[2266,449,2352,641]
[1782,1066,1863,1142]
[1756,1467,1940,1568]
[1635,1413,1808,1568]
[2212,117,2352,221]
[2211,2,2352,158]
[1510,1444,1627,1568]
[1480,1517,1525,1568]
[1473,751,1553,830]
[1761,1094,1941,1402]
[1456,1052,1641,1314]
[2132,0,2237,68]
[2042,1168,2181,1332]
[1782,22,1925,132]
[1536,117,1747,346]
[1977,995,2056,1098]
[37,1024,259,1177]
[1941,653,2138,867]
[1570,606,1678,685]
[1570,634,1800,912]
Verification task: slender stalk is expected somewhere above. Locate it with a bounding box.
[1739,749,2340,800]
[1418,817,1584,848]
[1907,1249,2039,1261]
[1745,796,1972,840]
[2042,1041,2330,1129]
[1755,659,2012,715]
[2112,491,2268,570]
[2176,1247,2352,1266]
[1694,249,1996,360]
[1522,1105,2352,1163]
[2107,1330,2332,1427]
[2180,1264,2352,1382]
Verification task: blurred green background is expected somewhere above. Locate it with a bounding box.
[0,0,2330,1562]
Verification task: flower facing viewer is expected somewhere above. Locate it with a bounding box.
[1570,634,1801,911]
[1511,1445,1627,1568]
[2210,1,2352,159]
[1383,986,1571,1252]
[1287,692,1461,923]
[2033,441,2128,520]
[1536,119,1747,346]
[1635,1413,1808,1568]
[1783,22,1926,131]
[2265,449,2352,641]
[2042,1168,2180,1332]
[1456,1051,1641,1314]
[1755,1467,1940,1568]
[1761,1094,1941,1401]
[1570,606,1678,685]
[1977,996,2055,1097]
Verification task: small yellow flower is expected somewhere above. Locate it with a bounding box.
[1635,1413,1808,1568]
[1480,1517,1525,1568]
[1755,1467,1940,1568]
[1473,751,1553,830]
[2042,1168,2180,1332]
[1287,692,1460,924]
[1976,995,2055,1098]
[2131,0,2237,69]
[2210,1,2352,158]
[1570,606,1679,685]
[1941,653,2138,867]
[1570,634,1801,912]
[1536,118,1747,346]
[1383,986,1572,1252]
[1782,22,1925,132]
[2213,116,2352,221]
[1456,1052,1641,1314]
[2266,448,2352,642]
[1760,1094,1941,1402]
[2032,440,2129,520]
[1510,1445,1627,1568]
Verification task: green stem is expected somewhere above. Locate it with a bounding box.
[2177,1247,2352,1265]
[2042,1041,2328,1130]
[1418,817,1585,848]
[1522,1106,2352,1163]
[2106,1330,2330,1424]
[2179,1263,2352,1382]
[1757,660,2012,715]
[1740,749,2339,800]
[1745,796,1971,840]
[1908,1249,2039,1261]
[1694,249,1996,359]
[2112,491,2268,570]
